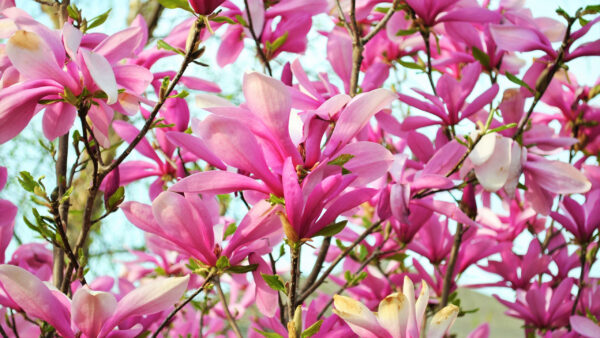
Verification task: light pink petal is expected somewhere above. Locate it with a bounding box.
[93,26,144,64]
[169,171,270,195]
[414,199,478,228]
[473,134,512,192]
[42,102,77,140]
[62,22,82,61]
[217,25,244,67]
[6,30,75,88]
[166,132,226,170]
[245,0,265,36]
[81,50,118,105]
[423,140,467,176]
[72,286,117,338]
[130,15,148,54]
[334,141,394,186]
[0,265,73,338]
[113,65,152,95]
[489,24,555,56]
[99,276,189,336]
[327,28,353,93]
[243,72,300,163]
[249,253,278,318]
[525,159,591,194]
[226,200,282,256]
[87,101,113,148]
[196,115,281,194]
[324,89,396,156]
[570,316,600,338]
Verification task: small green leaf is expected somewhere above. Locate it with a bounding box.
[488,123,517,133]
[67,5,80,21]
[210,16,236,24]
[397,59,425,70]
[157,0,193,12]
[227,264,258,274]
[269,32,289,52]
[472,47,490,68]
[327,154,355,167]
[301,320,323,338]
[253,329,285,338]
[358,244,368,261]
[505,71,534,94]
[234,14,248,27]
[86,9,111,31]
[583,5,600,14]
[157,40,184,55]
[395,28,418,36]
[268,193,286,206]
[18,171,37,193]
[216,256,230,270]
[261,273,286,293]
[168,90,190,99]
[106,186,125,211]
[312,220,347,237]
[223,222,237,240]
[60,186,74,204]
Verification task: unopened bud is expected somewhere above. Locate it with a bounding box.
[277,211,299,243]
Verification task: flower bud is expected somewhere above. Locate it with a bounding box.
[188,0,225,15]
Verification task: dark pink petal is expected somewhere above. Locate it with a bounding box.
[42,102,77,140]
[0,167,6,191]
[324,89,396,156]
[99,276,189,336]
[401,116,441,130]
[312,188,377,237]
[414,199,478,228]
[0,201,16,263]
[170,171,270,195]
[438,7,501,23]
[0,265,73,338]
[282,158,303,230]
[226,200,282,256]
[423,140,467,176]
[112,120,160,163]
[461,84,499,119]
[217,25,244,67]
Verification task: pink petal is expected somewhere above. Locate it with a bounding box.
[570,315,600,338]
[334,141,394,186]
[249,253,278,317]
[113,65,152,95]
[0,167,6,191]
[324,88,396,156]
[438,7,501,23]
[327,28,353,93]
[217,25,244,67]
[312,188,377,236]
[0,265,73,338]
[245,0,265,36]
[99,276,189,336]
[42,102,77,140]
[72,286,117,338]
[166,132,226,170]
[62,22,82,60]
[93,26,144,64]
[524,159,591,194]
[461,84,499,120]
[112,120,160,163]
[282,157,303,230]
[81,50,118,105]
[0,200,16,263]
[489,24,555,57]
[225,200,282,256]
[169,171,270,195]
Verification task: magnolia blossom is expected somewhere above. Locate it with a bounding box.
[333,276,459,338]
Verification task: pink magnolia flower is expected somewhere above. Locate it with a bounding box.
[0,166,16,263]
[398,63,499,130]
[0,264,189,338]
[0,9,151,145]
[122,192,281,316]
[550,189,600,244]
[333,276,459,338]
[7,243,53,281]
[405,0,501,27]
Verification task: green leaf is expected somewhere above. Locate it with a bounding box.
[268,193,286,206]
[157,40,184,55]
[472,47,490,68]
[234,14,248,27]
[301,320,323,338]
[210,16,236,24]
[261,273,286,293]
[488,123,517,133]
[227,264,258,274]
[327,154,355,166]
[60,186,74,204]
[253,329,285,338]
[67,5,80,21]
[216,256,230,270]
[358,244,368,261]
[395,28,418,36]
[269,32,289,52]
[168,90,190,99]
[18,171,37,193]
[157,0,193,12]
[86,9,111,31]
[505,71,534,94]
[223,222,237,240]
[583,5,600,14]
[106,186,125,211]
[397,59,425,70]
[312,220,347,237]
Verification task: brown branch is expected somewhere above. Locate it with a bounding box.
[215,276,243,338]
[243,0,272,76]
[288,244,301,320]
[439,222,464,308]
[360,0,399,45]
[301,237,331,293]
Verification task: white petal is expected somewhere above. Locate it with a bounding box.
[81,50,118,105]
[426,304,459,338]
[474,135,511,192]
[377,293,410,338]
[469,132,497,166]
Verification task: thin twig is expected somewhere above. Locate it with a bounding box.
[439,222,465,308]
[243,0,272,76]
[571,243,588,317]
[288,244,301,318]
[296,221,382,304]
[215,276,243,338]
[361,0,399,45]
[301,237,331,293]
[420,30,437,95]
[269,253,287,325]
[152,272,215,338]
